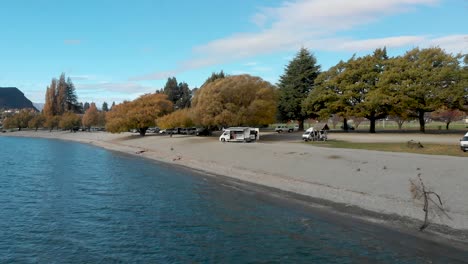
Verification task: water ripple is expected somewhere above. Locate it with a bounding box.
[0,137,466,263]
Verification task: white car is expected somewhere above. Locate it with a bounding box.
[275,125,293,133]
[460,132,468,152]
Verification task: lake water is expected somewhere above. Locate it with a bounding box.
[0,136,466,263]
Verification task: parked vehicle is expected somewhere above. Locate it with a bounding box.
[275,125,293,133]
[340,124,355,131]
[195,127,211,136]
[147,127,160,133]
[219,127,259,142]
[460,132,468,152]
[302,127,327,141]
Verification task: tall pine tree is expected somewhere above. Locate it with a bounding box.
[65,77,79,112]
[102,102,109,112]
[277,48,321,130]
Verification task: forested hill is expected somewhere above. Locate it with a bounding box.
[0,87,38,111]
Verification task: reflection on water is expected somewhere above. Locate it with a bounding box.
[0,137,466,263]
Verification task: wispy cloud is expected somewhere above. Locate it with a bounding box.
[131,0,466,80]
[64,39,82,45]
[76,82,156,94]
[70,75,95,81]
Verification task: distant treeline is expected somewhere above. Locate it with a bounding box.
[2,47,467,134]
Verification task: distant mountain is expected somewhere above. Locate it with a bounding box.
[33,103,44,112]
[0,87,38,111]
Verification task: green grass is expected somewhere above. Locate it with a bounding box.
[271,120,468,132]
[306,140,468,157]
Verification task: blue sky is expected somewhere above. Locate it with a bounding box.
[0,0,466,105]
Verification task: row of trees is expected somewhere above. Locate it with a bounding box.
[279,47,467,133]
[2,107,106,132]
[105,74,278,136]
[3,47,466,135]
[43,73,80,116]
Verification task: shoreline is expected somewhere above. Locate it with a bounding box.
[2,130,468,249]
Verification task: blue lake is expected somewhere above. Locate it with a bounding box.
[0,136,466,263]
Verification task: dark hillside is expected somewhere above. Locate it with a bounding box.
[0,87,38,111]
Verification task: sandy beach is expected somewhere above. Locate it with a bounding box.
[2,130,468,243]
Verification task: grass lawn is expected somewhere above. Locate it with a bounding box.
[307,140,468,157]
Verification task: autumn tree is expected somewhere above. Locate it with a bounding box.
[278,48,321,130]
[59,112,81,132]
[82,103,99,131]
[44,116,61,131]
[157,108,194,129]
[28,113,46,131]
[97,112,106,127]
[192,74,277,128]
[430,108,465,130]
[2,109,35,131]
[55,74,68,115]
[106,93,173,136]
[43,73,80,116]
[43,79,57,117]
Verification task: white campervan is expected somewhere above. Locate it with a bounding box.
[219,127,259,143]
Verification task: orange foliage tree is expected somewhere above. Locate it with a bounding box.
[192,74,277,128]
[59,112,81,132]
[156,108,194,129]
[106,93,173,136]
[82,103,99,131]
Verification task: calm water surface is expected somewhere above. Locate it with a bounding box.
[0,136,466,263]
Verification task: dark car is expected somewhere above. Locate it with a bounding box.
[196,127,211,136]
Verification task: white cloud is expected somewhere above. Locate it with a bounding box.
[69,75,95,81]
[132,0,459,80]
[76,82,156,94]
[426,35,468,54]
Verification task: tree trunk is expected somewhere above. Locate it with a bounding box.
[368,113,376,133]
[139,128,147,136]
[343,118,348,132]
[446,121,450,130]
[298,119,304,131]
[369,119,376,133]
[418,111,425,133]
[397,121,404,130]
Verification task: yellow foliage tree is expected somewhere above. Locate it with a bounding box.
[59,112,81,132]
[157,108,194,129]
[2,109,35,131]
[44,116,61,131]
[28,113,46,131]
[192,74,277,127]
[82,103,99,131]
[106,93,173,136]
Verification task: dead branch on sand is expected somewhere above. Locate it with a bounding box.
[410,173,451,231]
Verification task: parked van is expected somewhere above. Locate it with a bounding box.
[219,127,259,142]
[460,132,468,152]
[302,127,327,141]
